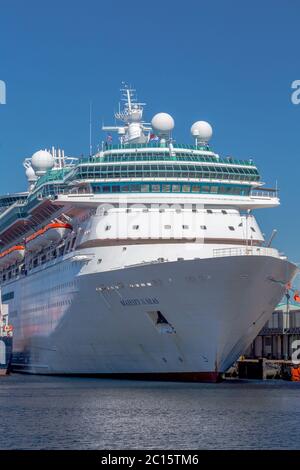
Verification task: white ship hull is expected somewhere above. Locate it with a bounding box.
[4,250,297,382]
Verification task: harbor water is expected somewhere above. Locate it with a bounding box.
[1,374,300,450]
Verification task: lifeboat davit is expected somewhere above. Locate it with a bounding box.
[0,245,25,269]
[26,222,72,252]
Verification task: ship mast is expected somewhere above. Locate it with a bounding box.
[102,83,151,145]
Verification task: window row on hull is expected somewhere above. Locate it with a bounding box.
[0,235,77,283]
[91,182,251,196]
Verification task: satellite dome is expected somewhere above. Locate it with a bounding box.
[191,121,213,142]
[25,166,37,182]
[31,150,54,175]
[151,113,174,134]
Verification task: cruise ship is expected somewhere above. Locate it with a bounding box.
[0,85,297,381]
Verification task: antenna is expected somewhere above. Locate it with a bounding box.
[126,88,132,111]
[89,101,93,157]
[102,84,151,145]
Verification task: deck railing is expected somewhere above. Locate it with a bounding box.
[250,188,278,198]
[213,246,278,258]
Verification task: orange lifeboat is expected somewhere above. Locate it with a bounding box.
[0,245,25,269]
[26,222,72,252]
[294,291,300,303]
[291,366,300,382]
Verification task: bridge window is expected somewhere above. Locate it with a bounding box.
[219,186,227,193]
[1,291,14,301]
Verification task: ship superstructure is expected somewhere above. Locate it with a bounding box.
[0,85,297,381]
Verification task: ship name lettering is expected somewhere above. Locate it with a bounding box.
[120,297,159,306]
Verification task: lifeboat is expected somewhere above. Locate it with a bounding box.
[294,291,300,303]
[0,245,25,269]
[26,222,72,252]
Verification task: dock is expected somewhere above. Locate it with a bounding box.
[0,299,13,375]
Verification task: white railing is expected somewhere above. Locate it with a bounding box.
[251,189,278,198]
[213,246,278,258]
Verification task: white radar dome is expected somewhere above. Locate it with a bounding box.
[151,113,175,134]
[25,166,37,182]
[31,150,54,175]
[191,121,213,142]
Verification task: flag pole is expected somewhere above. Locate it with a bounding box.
[89,101,93,157]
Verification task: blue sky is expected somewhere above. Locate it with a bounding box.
[0,0,299,261]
